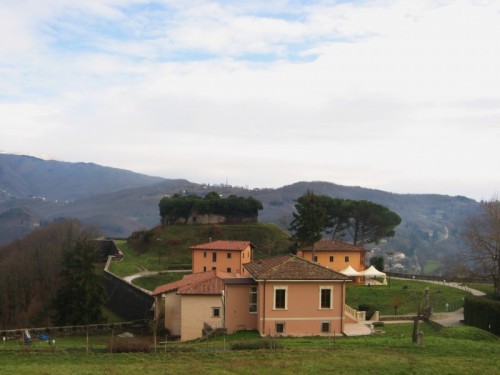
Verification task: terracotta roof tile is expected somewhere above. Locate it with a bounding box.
[152,269,241,296]
[300,239,367,252]
[190,240,254,251]
[244,254,350,281]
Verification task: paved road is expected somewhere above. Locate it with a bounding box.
[392,277,486,296]
[390,277,486,327]
[430,308,465,327]
[123,269,191,283]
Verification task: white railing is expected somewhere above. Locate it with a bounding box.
[344,304,367,322]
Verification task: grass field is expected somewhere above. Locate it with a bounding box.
[132,272,188,290]
[422,260,442,275]
[108,224,293,278]
[0,324,498,374]
[346,278,469,315]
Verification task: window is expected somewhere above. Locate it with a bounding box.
[321,322,330,333]
[227,252,232,259]
[313,255,318,262]
[212,307,220,317]
[203,266,206,272]
[329,256,334,263]
[345,256,350,262]
[320,287,332,309]
[212,252,217,262]
[249,286,258,313]
[275,322,285,334]
[212,267,216,271]
[203,251,207,258]
[227,267,232,273]
[274,287,287,309]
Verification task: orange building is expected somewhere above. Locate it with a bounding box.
[154,254,353,340]
[190,240,254,275]
[296,239,367,273]
[225,254,351,337]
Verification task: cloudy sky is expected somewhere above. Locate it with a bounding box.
[1,0,499,200]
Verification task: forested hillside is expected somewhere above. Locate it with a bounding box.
[0,220,101,329]
[0,154,481,275]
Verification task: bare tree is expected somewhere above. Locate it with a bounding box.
[457,198,500,296]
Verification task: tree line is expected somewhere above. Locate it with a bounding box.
[289,190,402,246]
[0,220,105,330]
[159,192,263,225]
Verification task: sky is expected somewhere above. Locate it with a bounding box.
[1,0,499,201]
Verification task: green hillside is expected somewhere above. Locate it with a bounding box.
[109,223,293,277]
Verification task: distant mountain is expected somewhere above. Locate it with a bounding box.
[0,153,166,243]
[0,153,164,201]
[0,154,481,275]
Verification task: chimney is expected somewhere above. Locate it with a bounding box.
[209,237,212,242]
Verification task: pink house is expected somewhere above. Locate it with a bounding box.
[153,252,357,340]
[225,254,351,337]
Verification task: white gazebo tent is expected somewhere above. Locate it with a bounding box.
[339,265,362,277]
[339,265,364,284]
[360,265,387,285]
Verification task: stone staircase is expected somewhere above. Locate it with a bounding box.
[343,304,374,337]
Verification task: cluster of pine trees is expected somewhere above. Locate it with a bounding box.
[159,192,263,225]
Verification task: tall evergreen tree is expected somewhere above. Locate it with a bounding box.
[345,200,402,245]
[52,237,105,326]
[289,190,332,260]
[289,191,401,248]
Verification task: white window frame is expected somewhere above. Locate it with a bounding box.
[249,286,258,313]
[273,286,288,310]
[319,286,333,309]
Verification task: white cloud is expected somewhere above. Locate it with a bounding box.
[1,0,500,200]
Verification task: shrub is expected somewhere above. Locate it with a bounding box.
[358,304,378,320]
[108,337,152,353]
[231,338,282,351]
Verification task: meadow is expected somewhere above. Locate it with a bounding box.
[0,324,498,374]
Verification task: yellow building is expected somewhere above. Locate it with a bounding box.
[190,240,254,275]
[296,239,367,273]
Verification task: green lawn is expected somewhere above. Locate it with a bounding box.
[132,272,188,291]
[463,283,495,295]
[422,260,442,275]
[0,324,498,374]
[346,278,469,315]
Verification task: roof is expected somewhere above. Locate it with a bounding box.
[190,240,255,251]
[152,270,240,296]
[299,239,367,253]
[244,254,350,281]
[361,265,386,276]
[339,265,362,276]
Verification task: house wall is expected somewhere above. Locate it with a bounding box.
[164,292,182,337]
[258,281,345,336]
[224,284,258,333]
[192,246,252,275]
[297,250,365,272]
[180,295,223,341]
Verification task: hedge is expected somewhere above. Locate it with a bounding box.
[463,295,500,335]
